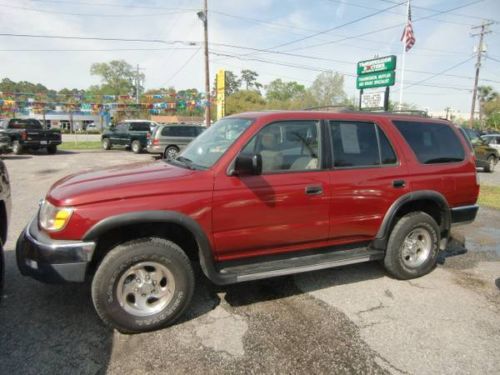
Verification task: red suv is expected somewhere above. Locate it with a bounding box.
[16,111,479,333]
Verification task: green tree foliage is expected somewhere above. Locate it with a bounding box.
[90,60,144,96]
[240,69,262,91]
[226,90,266,115]
[266,79,305,102]
[309,71,346,107]
[477,85,498,126]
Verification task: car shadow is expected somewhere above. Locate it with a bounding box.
[0,250,112,374]
[0,155,33,160]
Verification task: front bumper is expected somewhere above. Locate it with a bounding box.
[16,218,96,283]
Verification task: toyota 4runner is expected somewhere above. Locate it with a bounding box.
[16,111,479,333]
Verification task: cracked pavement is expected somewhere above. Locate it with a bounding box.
[0,151,499,374]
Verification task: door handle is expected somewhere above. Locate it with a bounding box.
[305,185,323,195]
[393,179,406,188]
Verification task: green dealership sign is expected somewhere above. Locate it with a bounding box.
[356,71,395,89]
[357,55,397,75]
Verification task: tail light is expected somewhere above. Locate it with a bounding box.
[21,131,27,140]
[147,132,151,139]
[153,139,159,145]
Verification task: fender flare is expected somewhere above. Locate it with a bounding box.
[373,190,451,249]
[82,210,228,284]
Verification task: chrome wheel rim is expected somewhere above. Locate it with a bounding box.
[489,158,495,171]
[166,148,177,159]
[132,143,139,152]
[116,261,176,317]
[401,228,432,268]
[103,140,109,149]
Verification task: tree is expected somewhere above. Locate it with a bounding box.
[266,79,305,102]
[226,90,266,115]
[477,86,498,127]
[90,60,144,96]
[309,71,346,107]
[240,69,262,91]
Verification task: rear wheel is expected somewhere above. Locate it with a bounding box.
[91,237,195,333]
[131,140,142,154]
[164,146,179,160]
[484,155,496,173]
[384,212,440,280]
[102,138,111,150]
[47,145,57,154]
[12,141,23,155]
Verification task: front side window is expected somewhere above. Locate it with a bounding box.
[241,121,321,173]
[330,121,397,167]
[177,118,253,169]
[394,121,465,164]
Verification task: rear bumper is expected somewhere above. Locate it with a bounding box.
[16,218,95,283]
[146,144,163,154]
[22,140,62,148]
[451,205,479,226]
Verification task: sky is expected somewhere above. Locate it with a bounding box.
[0,0,499,116]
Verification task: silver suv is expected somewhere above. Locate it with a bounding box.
[147,123,205,159]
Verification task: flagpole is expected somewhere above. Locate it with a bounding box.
[398,0,410,110]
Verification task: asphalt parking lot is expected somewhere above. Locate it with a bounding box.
[0,150,499,375]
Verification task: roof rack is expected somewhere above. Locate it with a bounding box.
[302,106,431,118]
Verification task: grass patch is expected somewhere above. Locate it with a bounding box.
[59,141,102,150]
[478,185,500,210]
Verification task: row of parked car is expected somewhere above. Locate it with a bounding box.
[0,118,62,155]
[100,119,205,159]
[459,128,499,173]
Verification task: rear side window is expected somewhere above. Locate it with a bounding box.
[329,121,397,168]
[8,119,42,129]
[129,122,151,131]
[394,121,465,164]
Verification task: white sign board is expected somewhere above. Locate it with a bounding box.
[361,91,385,109]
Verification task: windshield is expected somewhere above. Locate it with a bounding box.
[175,118,253,169]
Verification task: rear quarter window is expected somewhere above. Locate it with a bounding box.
[129,123,151,131]
[394,121,465,164]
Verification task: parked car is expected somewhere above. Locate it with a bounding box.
[0,118,62,155]
[0,131,10,154]
[16,111,479,333]
[460,127,498,172]
[0,159,11,295]
[147,124,205,159]
[481,134,500,151]
[101,120,157,153]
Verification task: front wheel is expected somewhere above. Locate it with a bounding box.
[91,238,195,333]
[384,212,440,280]
[484,156,496,173]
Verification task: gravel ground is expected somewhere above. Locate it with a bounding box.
[0,150,499,375]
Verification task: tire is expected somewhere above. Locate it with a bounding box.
[0,241,4,297]
[12,141,23,155]
[91,237,195,333]
[131,140,142,154]
[484,155,496,173]
[164,146,179,160]
[384,212,440,280]
[47,145,57,154]
[102,138,111,150]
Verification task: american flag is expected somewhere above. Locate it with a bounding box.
[401,0,415,52]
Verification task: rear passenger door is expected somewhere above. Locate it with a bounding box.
[328,120,409,243]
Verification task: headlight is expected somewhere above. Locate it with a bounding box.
[39,200,73,232]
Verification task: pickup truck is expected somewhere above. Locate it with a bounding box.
[0,118,62,155]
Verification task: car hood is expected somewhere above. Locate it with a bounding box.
[48,161,211,207]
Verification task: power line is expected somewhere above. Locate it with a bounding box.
[283,0,486,52]
[159,48,201,88]
[376,0,499,23]
[0,3,192,17]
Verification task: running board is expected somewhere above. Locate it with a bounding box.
[217,246,384,283]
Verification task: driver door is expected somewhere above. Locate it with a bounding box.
[212,120,331,261]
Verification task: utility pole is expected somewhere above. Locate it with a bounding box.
[135,64,141,105]
[199,0,211,127]
[469,21,492,127]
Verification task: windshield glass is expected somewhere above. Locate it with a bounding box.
[176,118,253,169]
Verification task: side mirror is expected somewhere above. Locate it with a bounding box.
[233,154,262,176]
